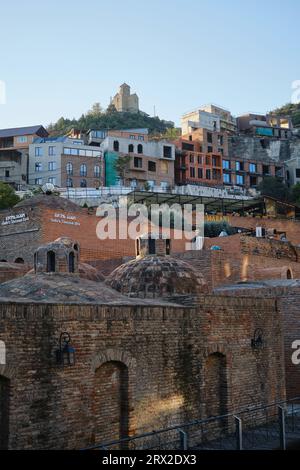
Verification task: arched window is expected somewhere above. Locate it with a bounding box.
[69,252,75,273]
[66,178,73,187]
[94,165,100,177]
[66,162,73,175]
[128,144,134,153]
[80,179,87,188]
[137,144,143,154]
[113,140,119,152]
[287,269,293,279]
[47,251,56,273]
[14,257,24,264]
[80,164,87,177]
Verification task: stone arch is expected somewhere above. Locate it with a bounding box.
[287,268,293,279]
[91,349,137,372]
[92,360,129,447]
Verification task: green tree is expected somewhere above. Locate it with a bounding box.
[87,102,103,116]
[257,177,290,201]
[0,183,20,210]
[113,154,132,185]
[291,183,300,205]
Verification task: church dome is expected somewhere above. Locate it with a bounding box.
[106,255,208,298]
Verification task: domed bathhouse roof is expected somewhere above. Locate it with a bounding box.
[106,235,208,298]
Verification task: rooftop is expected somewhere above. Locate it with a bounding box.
[0,125,48,139]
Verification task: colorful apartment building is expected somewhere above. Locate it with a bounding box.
[101,129,175,190]
[28,136,105,188]
[0,125,48,189]
[175,138,223,186]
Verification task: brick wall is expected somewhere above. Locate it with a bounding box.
[0,295,285,449]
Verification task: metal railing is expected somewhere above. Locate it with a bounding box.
[82,397,300,451]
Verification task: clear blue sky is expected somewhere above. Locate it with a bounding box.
[0,0,299,129]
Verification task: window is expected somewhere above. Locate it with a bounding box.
[80,179,87,187]
[197,155,202,164]
[148,161,156,172]
[147,180,155,189]
[207,146,213,153]
[80,164,87,176]
[223,173,231,183]
[218,135,223,146]
[296,169,300,178]
[163,146,172,158]
[137,144,143,154]
[35,178,42,185]
[48,177,56,185]
[198,168,203,179]
[47,251,56,273]
[130,135,135,140]
[160,181,168,190]
[134,157,142,168]
[66,178,73,187]
[223,160,230,170]
[130,179,138,189]
[249,163,257,173]
[206,169,211,179]
[113,140,119,151]
[236,174,244,185]
[190,167,195,178]
[48,161,56,171]
[35,162,42,172]
[5,170,9,178]
[206,156,211,165]
[128,144,134,153]
[138,135,144,141]
[148,238,156,254]
[69,252,75,273]
[17,136,28,143]
[182,142,194,151]
[66,162,73,175]
[189,154,194,163]
[207,132,213,143]
[48,146,56,156]
[94,165,100,177]
[35,147,43,157]
[236,161,244,171]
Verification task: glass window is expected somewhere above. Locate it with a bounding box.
[35,147,43,157]
[128,144,134,153]
[85,150,93,157]
[223,160,230,170]
[137,144,143,154]
[35,178,42,185]
[113,140,119,151]
[134,157,142,168]
[80,164,87,176]
[35,162,42,172]
[48,177,56,185]
[138,135,144,141]
[79,149,86,156]
[48,146,56,156]
[80,179,87,188]
[70,148,78,155]
[236,161,244,171]
[207,132,213,143]
[66,178,73,187]
[163,146,172,158]
[147,180,155,188]
[148,161,156,172]
[64,147,71,155]
[48,161,56,171]
[94,165,100,177]
[198,168,203,179]
[249,163,257,173]
[190,154,194,163]
[66,162,73,175]
[206,169,211,179]
[236,174,244,185]
[17,136,28,143]
[190,167,195,178]
[223,173,231,183]
[197,155,202,164]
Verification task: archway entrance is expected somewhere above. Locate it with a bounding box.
[47,251,56,273]
[92,361,129,447]
[0,376,10,450]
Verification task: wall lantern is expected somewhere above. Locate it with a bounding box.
[251,328,264,350]
[56,332,76,366]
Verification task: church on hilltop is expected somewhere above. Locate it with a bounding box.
[112,83,139,113]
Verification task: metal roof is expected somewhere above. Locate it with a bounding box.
[0,125,48,138]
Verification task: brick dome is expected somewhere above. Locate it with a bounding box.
[106,256,208,298]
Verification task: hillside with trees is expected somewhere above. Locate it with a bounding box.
[47,102,175,135]
[270,102,300,127]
